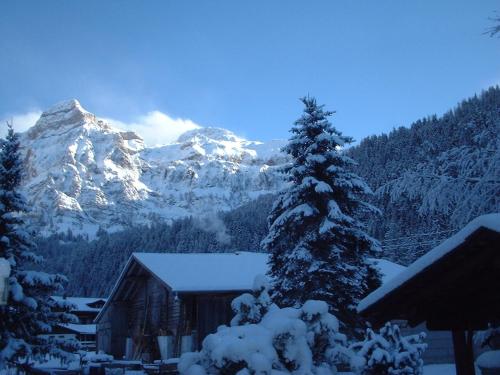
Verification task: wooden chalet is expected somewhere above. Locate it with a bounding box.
[95,252,269,361]
[39,296,106,351]
[53,296,107,324]
[358,213,500,375]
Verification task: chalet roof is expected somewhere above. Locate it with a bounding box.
[358,213,500,329]
[131,253,405,293]
[60,323,97,335]
[95,250,405,323]
[132,252,269,292]
[52,296,107,312]
[368,258,406,284]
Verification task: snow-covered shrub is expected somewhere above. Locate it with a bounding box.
[349,323,426,375]
[179,277,347,375]
[475,325,500,349]
[231,274,272,326]
[301,300,348,366]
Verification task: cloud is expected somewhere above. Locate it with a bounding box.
[0,110,42,134]
[104,111,201,146]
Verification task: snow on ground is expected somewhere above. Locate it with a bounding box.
[358,213,500,312]
[0,364,465,375]
[422,364,457,374]
[339,364,459,375]
[477,350,500,369]
[0,363,474,375]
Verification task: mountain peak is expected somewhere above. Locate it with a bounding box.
[27,99,100,139]
[43,99,86,115]
[177,127,243,143]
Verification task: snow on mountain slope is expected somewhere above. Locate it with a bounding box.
[20,100,287,237]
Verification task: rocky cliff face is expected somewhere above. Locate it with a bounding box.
[20,100,287,237]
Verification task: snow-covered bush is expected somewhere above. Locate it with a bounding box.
[230,274,272,326]
[349,323,426,375]
[179,276,347,375]
[475,325,500,349]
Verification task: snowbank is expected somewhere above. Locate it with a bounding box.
[477,350,500,369]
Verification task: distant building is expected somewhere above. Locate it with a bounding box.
[39,296,107,351]
[95,252,405,362]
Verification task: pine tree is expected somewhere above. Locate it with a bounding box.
[0,124,78,371]
[262,97,381,333]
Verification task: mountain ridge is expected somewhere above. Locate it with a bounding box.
[19,100,288,237]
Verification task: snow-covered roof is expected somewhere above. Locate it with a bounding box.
[95,252,270,322]
[368,258,406,284]
[133,252,269,292]
[96,251,405,323]
[60,323,96,335]
[358,213,500,313]
[52,296,107,312]
[131,253,405,293]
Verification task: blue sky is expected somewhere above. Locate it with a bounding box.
[1,1,499,145]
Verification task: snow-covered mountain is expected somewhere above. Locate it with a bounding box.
[20,99,288,237]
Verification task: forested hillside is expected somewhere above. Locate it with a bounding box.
[348,86,500,263]
[37,194,275,297]
[37,87,500,296]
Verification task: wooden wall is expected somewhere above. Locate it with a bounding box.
[195,293,238,349]
[96,259,246,361]
[97,301,128,358]
[97,265,174,359]
[400,322,455,364]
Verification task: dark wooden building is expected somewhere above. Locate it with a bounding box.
[358,213,500,375]
[95,252,269,361]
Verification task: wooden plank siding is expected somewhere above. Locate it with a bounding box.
[400,322,455,364]
[195,293,239,349]
[97,263,173,360]
[96,258,244,361]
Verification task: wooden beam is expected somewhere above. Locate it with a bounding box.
[452,330,476,375]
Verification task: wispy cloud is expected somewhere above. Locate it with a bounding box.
[104,111,201,146]
[0,110,42,134]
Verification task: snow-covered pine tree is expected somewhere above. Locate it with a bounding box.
[262,97,381,333]
[0,124,78,371]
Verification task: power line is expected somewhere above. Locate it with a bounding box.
[381,229,456,243]
[381,240,444,251]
